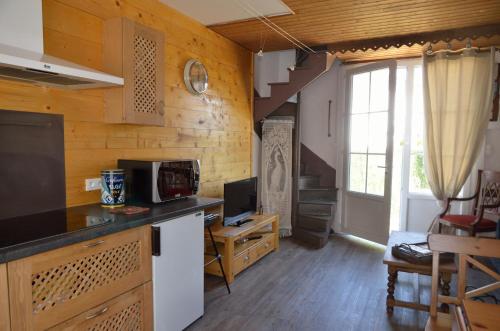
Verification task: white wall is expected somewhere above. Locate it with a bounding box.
[254,50,296,98]
[252,49,297,178]
[484,123,500,170]
[299,61,346,232]
[252,131,261,177]
[405,197,441,232]
[300,61,342,168]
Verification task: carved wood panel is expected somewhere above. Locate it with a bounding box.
[261,118,294,236]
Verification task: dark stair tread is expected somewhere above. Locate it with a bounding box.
[268,82,289,86]
[288,66,311,71]
[298,199,336,205]
[299,175,320,179]
[299,186,336,191]
[298,214,332,222]
[293,227,330,248]
[295,226,328,238]
[299,211,331,217]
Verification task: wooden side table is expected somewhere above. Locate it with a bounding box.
[383,231,457,315]
[204,214,279,283]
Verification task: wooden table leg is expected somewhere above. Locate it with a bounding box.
[272,216,280,251]
[224,237,234,284]
[440,272,451,313]
[387,266,397,315]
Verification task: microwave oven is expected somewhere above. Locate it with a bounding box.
[118,159,200,203]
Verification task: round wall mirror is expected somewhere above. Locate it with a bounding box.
[183,59,208,95]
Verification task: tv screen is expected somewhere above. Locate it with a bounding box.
[223,177,258,226]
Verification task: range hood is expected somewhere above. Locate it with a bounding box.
[0,0,123,89]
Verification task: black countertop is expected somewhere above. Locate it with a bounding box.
[0,196,223,263]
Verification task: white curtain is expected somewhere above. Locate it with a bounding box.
[423,48,496,202]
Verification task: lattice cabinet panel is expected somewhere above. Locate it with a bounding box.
[31,241,141,314]
[8,226,152,331]
[49,283,152,331]
[104,18,165,126]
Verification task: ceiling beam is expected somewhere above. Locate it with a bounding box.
[327,24,500,54]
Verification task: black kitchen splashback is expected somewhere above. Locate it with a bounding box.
[0,109,66,220]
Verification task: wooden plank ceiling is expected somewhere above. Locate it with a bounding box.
[210,0,500,61]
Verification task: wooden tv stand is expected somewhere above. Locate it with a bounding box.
[204,214,279,283]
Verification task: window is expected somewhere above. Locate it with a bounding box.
[348,68,390,196]
[408,66,431,194]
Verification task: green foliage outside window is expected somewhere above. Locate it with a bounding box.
[410,153,430,191]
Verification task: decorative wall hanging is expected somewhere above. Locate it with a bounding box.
[261,117,294,237]
[183,59,208,95]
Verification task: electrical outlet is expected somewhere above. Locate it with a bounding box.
[85,178,101,191]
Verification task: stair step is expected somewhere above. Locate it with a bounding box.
[299,189,337,203]
[299,175,320,188]
[299,187,334,191]
[254,51,335,124]
[299,214,332,222]
[297,215,332,233]
[268,82,289,86]
[288,66,311,71]
[298,203,336,218]
[293,227,329,248]
[298,199,336,205]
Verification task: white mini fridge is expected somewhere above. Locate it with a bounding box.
[152,211,204,331]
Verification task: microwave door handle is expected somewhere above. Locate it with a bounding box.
[193,160,200,193]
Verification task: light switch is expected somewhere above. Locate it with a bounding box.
[85,178,101,191]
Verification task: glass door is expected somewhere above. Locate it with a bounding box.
[343,61,396,244]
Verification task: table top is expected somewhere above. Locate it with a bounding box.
[209,214,278,241]
[383,231,457,273]
[462,299,500,331]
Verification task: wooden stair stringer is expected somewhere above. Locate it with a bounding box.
[254,51,336,124]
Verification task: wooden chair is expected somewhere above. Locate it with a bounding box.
[426,234,500,331]
[439,170,500,236]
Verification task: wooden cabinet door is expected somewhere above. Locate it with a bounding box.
[48,282,152,331]
[104,18,165,126]
[0,264,10,331]
[8,226,151,330]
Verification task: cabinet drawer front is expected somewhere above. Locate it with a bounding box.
[233,234,275,275]
[49,282,152,331]
[8,226,152,330]
[255,234,275,259]
[233,251,252,275]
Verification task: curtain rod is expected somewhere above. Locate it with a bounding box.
[425,45,500,56]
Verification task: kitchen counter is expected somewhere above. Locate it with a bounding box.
[0,196,223,263]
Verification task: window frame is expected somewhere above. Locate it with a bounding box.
[346,66,392,199]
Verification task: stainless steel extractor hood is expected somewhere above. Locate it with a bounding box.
[0,0,124,89]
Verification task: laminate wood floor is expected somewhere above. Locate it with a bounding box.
[189,234,430,331]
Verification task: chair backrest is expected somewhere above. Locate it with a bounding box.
[427,234,500,318]
[473,170,500,218]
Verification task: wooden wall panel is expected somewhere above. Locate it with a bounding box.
[0,0,253,207]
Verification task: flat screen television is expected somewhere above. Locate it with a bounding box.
[223,177,258,226]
